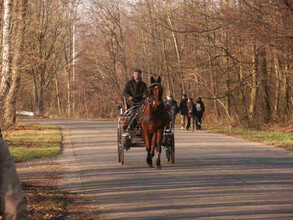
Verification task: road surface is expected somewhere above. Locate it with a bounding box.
[23,119,293,219]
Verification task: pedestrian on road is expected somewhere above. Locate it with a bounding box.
[164,95,179,129]
[179,94,188,130]
[195,97,205,130]
[0,134,28,220]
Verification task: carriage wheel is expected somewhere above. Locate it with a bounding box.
[117,123,125,164]
[120,133,125,165]
[170,137,175,164]
[117,127,121,162]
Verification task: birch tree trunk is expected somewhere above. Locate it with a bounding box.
[3,0,27,128]
[54,74,61,116]
[0,0,13,106]
[273,53,280,119]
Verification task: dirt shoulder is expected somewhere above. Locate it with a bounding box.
[14,131,96,219]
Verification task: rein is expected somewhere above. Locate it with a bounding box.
[137,81,166,122]
[138,97,167,122]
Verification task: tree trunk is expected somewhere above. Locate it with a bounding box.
[283,58,292,118]
[249,45,258,120]
[54,74,61,116]
[3,0,27,128]
[239,48,249,122]
[273,53,280,119]
[0,0,14,106]
[259,47,271,122]
[67,66,71,117]
[160,27,171,95]
[38,82,44,115]
[224,32,231,115]
[166,0,185,94]
[208,35,220,120]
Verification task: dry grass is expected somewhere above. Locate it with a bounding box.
[210,127,293,150]
[3,123,62,162]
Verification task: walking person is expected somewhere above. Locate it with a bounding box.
[179,94,188,130]
[164,95,179,130]
[0,133,28,220]
[186,98,196,131]
[195,97,205,130]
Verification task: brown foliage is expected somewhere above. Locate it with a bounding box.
[0,0,292,126]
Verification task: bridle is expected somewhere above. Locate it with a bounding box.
[149,83,163,98]
[138,82,166,122]
[149,82,163,107]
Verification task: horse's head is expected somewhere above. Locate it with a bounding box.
[149,76,163,109]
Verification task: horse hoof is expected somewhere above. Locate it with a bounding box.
[147,164,153,168]
[156,165,161,169]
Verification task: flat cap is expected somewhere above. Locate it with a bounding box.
[133,68,142,73]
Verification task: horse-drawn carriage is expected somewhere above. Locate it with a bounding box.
[117,77,175,167]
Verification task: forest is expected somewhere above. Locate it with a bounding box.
[0,0,292,129]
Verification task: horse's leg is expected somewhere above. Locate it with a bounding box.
[147,134,153,167]
[143,128,152,167]
[155,131,163,169]
[150,133,157,160]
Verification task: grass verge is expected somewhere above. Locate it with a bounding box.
[210,128,293,150]
[4,123,62,162]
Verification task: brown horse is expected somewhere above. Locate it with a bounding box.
[139,76,168,169]
[186,98,196,131]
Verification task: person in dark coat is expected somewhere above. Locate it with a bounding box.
[164,95,179,129]
[186,98,196,131]
[179,94,188,130]
[0,132,28,219]
[195,97,205,130]
[123,69,149,109]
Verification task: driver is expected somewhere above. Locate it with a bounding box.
[123,68,149,109]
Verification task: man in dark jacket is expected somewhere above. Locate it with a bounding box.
[0,134,28,219]
[164,95,178,129]
[123,69,149,109]
[179,94,188,130]
[195,97,205,130]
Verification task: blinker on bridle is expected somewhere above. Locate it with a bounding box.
[149,82,163,107]
[149,82,161,88]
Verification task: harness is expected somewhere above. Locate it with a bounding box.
[128,81,170,124]
[138,96,169,122]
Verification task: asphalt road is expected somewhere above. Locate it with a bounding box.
[23,119,293,219]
